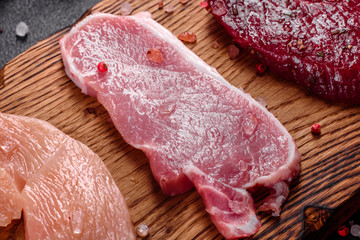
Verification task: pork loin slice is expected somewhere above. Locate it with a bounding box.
[60,12,301,238]
[0,113,136,239]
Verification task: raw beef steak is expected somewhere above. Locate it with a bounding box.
[206,0,360,104]
[60,12,301,239]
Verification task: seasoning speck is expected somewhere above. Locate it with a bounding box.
[199,1,209,8]
[211,41,219,49]
[232,5,238,15]
[86,107,96,115]
[228,44,240,59]
[331,29,340,35]
[158,1,164,9]
[147,48,163,63]
[348,45,353,50]
[298,44,306,51]
[16,22,29,37]
[164,5,175,13]
[316,52,324,57]
[0,28,3,34]
[130,177,139,184]
[97,62,108,72]
[136,223,149,238]
[255,63,267,74]
[120,1,132,16]
[351,224,360,237]
[311,123,321,135]
[338,225,349,237]
[178,31,197,43]
[297,40,305,51]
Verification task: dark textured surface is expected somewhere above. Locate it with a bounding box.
[0,0,101,68]
[206,0,360,104]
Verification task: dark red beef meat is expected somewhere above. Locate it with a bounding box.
[206,0,360,104]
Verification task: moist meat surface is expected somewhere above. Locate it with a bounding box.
[206,0,360,104]
[60,12,301,238]
[0,113,135,240]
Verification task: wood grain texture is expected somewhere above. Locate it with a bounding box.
[0,0,359,239]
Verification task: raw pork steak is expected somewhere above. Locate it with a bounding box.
[60,12,301,239]
[0,113,135,239]
[206,0,360,104]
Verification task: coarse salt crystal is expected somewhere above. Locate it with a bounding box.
[120,2,132,16]
[351,225,360,237]
[164,5,175,13]
[16,22,29,37]
[136,223,149,238]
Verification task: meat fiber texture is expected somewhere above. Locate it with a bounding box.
[206,0,360,104]
[60,12,301,239]
[0,113,136,240]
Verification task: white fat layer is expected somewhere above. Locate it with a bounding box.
[186,167,260,236]
[235,211,260,234]
[207,205,259,235]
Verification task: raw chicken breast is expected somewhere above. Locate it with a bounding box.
[0,113,135,240]
[0,168,22,227]
[60,12,301,239]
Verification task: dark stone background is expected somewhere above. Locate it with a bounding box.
[0,0,101,68]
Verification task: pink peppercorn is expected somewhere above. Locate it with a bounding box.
[255,63,267,74]
[97,62,108,72]
[338,225,349,237]
[311,123,321,134]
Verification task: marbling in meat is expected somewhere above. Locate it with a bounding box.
[206,0,360,104]
[60,12,301,238]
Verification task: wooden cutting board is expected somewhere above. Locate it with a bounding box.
[1,1,359,239]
